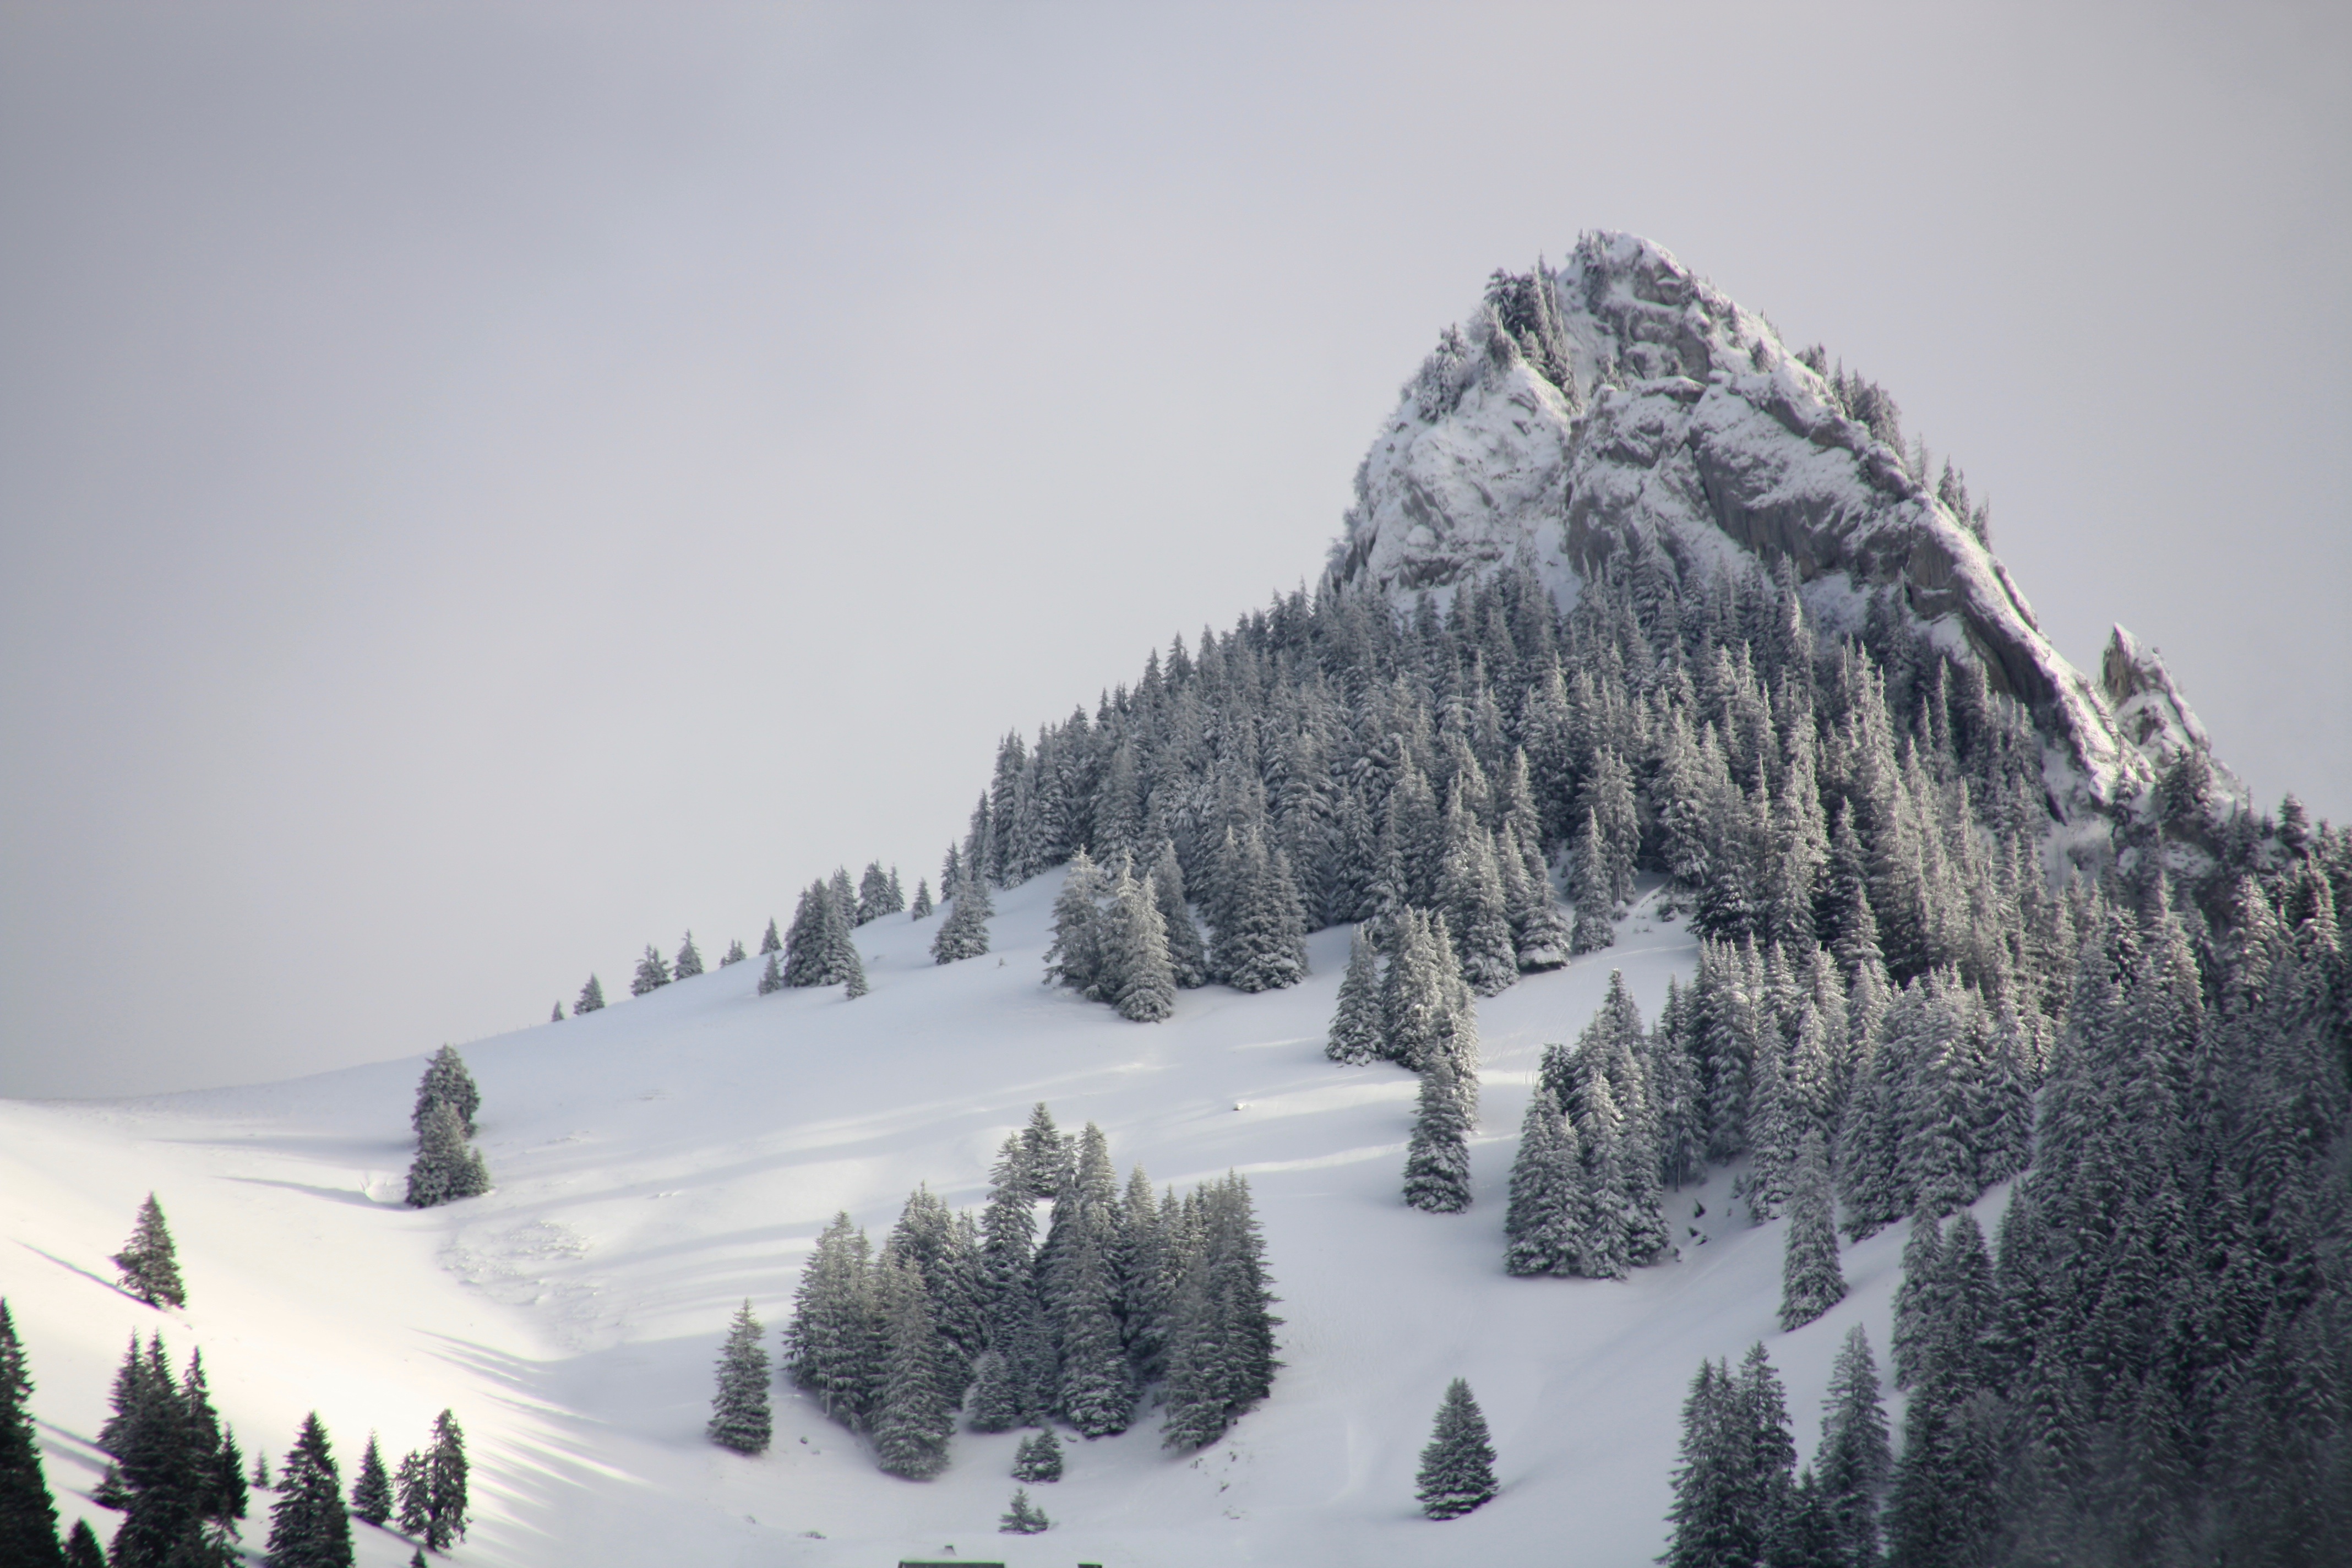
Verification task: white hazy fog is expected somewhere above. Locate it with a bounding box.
[2,3,2346,1100]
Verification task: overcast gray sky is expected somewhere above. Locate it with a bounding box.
[3,2,2346,1099]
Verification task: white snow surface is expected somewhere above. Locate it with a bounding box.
[0,873,1974,1566]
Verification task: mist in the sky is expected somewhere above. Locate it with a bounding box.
[2,2,2346,1099]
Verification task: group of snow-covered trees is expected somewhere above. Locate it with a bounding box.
[404,1046,489,1208]
[1041,844,1206,1021]
[739,1104,1278,1482]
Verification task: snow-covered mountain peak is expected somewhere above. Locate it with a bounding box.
[1328,232,2227,830]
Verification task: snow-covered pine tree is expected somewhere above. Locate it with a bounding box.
[549,1000,563,1023]
[1150,840,1208,989]
[111,1194,187,1309]
[1778,1131,1847,1331]
[1436,794,1517,997]
[1043,850,1107,997]
[706,1301,771,1455]
[964,1351,1020,1434]
[1325,928,1383,1064]
[1503,1086,1585,1276]
[1570,807,1615,955]
[1010,1428,1063,1483]
[869,1259,952,1480]
[1223,830,1310,993]
[266,1413,351,1568]
[759,917,782,955]
[930,865,992,963]
[1402,1053,1474,1213]
[673,932,704,979]
[756,951,784,995]
[405,1099,489,1208]
[998,1487,1049,1534]
[0,1300,64,1568]
[409,1044,481,1139]
[1053,1210,1133,1436]
[782,1213,879,1430]
[721,938,746,966]
[856,862,901,924]
[910,878,933,919]
[348,1434,390,1527]
[1813,1326,1890,1568]
[1108,870,1176,1023]
[393,1451,425,1537]
[886,1189,987,1404]
[574,973,605,1014]
[630,944,671,995]
[1890,1212,1943,1391]
[421,1411,467,1552]
[1414,1378,1498,1519]
[1159,1175,1281,1451]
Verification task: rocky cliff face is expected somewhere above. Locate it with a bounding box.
[1328,232,2222,828]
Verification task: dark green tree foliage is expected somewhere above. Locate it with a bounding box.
[264,1414,350,1568]
[574,973,604,1014]
[410,1046,481,1139]
[404,1099,489,1208]
[101,1338,246,1568]
[111,1196,186,1310]
[1401,1054,1474,1213]
[1814,1325,1890,1567]
[630,944,670,995]
[392,1452,425,1537]
[782,1213,880,1431]
[1664,1344,1796,1568]
[347,1435,390,1527]
[420,1413,466,1553]
[63,1520,104,1568]
[1778,1131,1846,1331]
[997,1487,1049,1534]
[1414,1378,1498,1520]
[869,1259,953,1480]
[0,1300,64,1568]
[1010,1428,1063,1483]
[706,1301,771,1455]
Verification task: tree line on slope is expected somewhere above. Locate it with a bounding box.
[2,1297,469,1568]
[706,1104,1280,1484]
[1659,830,2352,1565]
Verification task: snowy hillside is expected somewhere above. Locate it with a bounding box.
[2,874,1954,1566]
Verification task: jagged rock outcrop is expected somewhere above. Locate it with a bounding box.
[1327,232,2219,827]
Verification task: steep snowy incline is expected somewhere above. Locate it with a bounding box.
[1,877,1970,1567]
[1330,232,2226,825]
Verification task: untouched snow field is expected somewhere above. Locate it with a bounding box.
[1,873,1964,1565]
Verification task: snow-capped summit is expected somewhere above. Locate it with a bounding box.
[1327,232,2211,828]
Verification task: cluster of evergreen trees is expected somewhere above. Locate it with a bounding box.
[405,1046,489,1208]
[1665,1330,1890,1568]
[767,1105,1279,1479]
[1043,845,1202,1021]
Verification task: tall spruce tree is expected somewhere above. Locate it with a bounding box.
[265,1414,350,1568]
[347,1436,390,1528]
[1814,1325,1890,1568]
[1151,840,1210,989]
[1414,1379,1498,1520]
[706,1302,772,1455]
[1325,927,1384,1064]
[0,1300,64,1568]
[869,1260,952,1480]
[1778,1131,1847,1331]
[111,1196,186,1310]
[420,1413,466,1553]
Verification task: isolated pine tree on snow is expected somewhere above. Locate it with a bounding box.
[910,878,933,919]
[673,932,703,979]
[0,1300,64,1568]
[405,1099,489,1208]
[347,1436,390,1528]
[549,1000,563,1023]
[1325,928,1383,1064]
[998,1488,1049,1534]
[756,951,784,995]
[1402,1054,1474,1213]
[759,918,782,955]
[720,938,746,966]
[421,1412,467,1551]
[574,974,604,1014]
[706,1302,771,1455]
[930,867,993,963]
[112,1195,187,1309]
[1415,1379,1498,1519]
[410,1044,481,1138]
[1778,1131,1847,1331]
[630,944,670,996]
[1011,1428,1063,1483]
[266,1413,351,1568]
